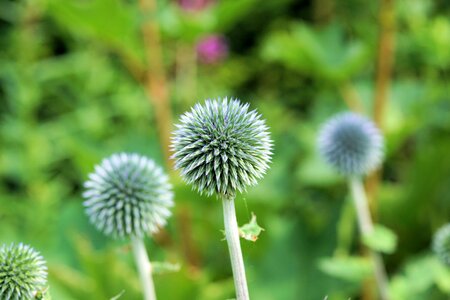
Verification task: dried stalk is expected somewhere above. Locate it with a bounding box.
[139,0,173,168]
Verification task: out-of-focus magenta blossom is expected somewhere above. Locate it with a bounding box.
[196,35,229,64]
[178,0,212,12]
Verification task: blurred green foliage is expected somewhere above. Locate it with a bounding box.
[0,0,449,299]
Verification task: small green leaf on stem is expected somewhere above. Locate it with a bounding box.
[362,224,397,254]
[238,212,264,242]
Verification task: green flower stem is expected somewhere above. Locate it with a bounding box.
[349,177,390,300]
[222,195,249,300]
[131,238,157,300]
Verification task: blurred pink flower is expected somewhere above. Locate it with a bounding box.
[196,35,229,64]
[178,0,212,12]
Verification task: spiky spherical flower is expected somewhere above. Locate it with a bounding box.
[317,112,384,176]
[171,97,272,197]
[83,153,173,239]
[433,223,450,266]
[0,243,47,300]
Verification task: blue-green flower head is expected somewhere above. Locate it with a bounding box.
[171,97,273,197]
[83,153,173,239]
[318,112,384,176]
[433,223,450,266]
[0,243,47,300]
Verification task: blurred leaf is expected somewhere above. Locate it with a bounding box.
[390,255,450,300]
[424,17,450,67]
[335,198,356,257]
[213,0,257,31]
[49,235,141,300]
[297,153,341,186]
[47,0,143,64]
[158,4,215,41]
[362,225,398,254]
[434,259,450,293]
[261,22,370,82]
[319,256,372,283]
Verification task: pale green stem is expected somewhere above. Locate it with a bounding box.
[222,195,250,300]
[349,177,390,300]
[131,237,157,300]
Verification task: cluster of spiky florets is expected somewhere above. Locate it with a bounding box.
[171,97,273,196]
[433,223,450,266]
[83,153,173,239]
[0,243,47,300]
[317,112,384,176]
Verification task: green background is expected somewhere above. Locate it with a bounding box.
[0,0,449,299]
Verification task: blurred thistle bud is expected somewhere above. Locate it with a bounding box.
[196,35,228,64]
[83,153,173,239]
[171,97,273,197]
[433,223,450,266]
[317,112,384,176]
[0,243,48,300]
[177,0,212,12]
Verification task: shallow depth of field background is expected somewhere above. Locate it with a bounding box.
[0,0,449,299]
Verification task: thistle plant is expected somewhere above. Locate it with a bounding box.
[433,223,450,267]
[318,112,389,300]
[172,97,272,300]
[0,243,48,300]
[83,153,173,300]
[318,112,383,176]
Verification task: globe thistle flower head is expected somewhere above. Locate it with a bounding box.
[0,243,47,300]
[433,223,450,266]
[317,112,384,176]
[171,97,273,197]
[83,153,173,239]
